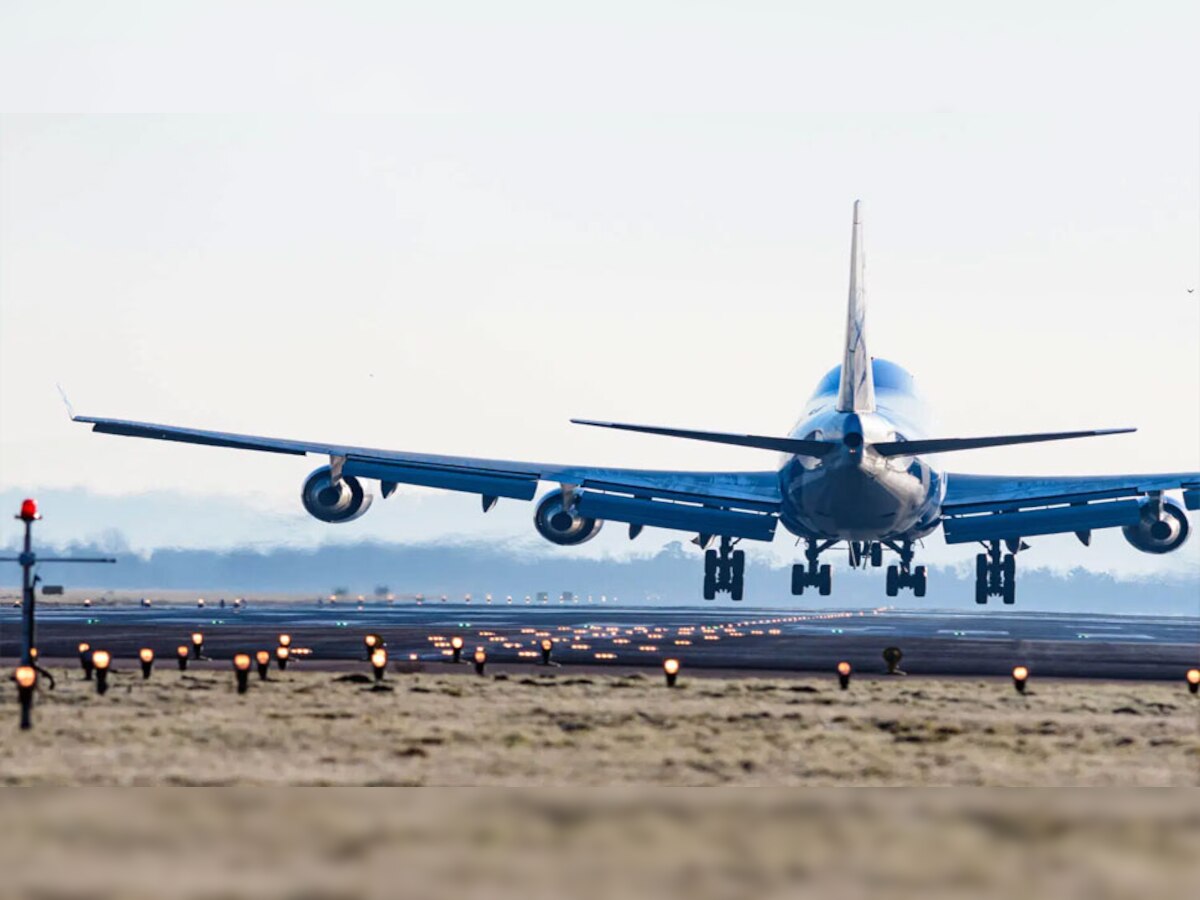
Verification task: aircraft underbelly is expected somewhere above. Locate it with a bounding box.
[782,460,929,540]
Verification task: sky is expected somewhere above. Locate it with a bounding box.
[0,3,1198,581]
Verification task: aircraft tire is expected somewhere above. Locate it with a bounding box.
[885,565,899,597]
[791,564,806,595]
[818,564,832,596]
[913,565,927,598]
[870,543,883,567]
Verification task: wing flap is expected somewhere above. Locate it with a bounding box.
[570,419,833,457]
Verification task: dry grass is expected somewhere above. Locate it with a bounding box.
[3,666,1197,786]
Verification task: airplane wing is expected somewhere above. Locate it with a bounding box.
[73,415,783,540]
[940,471,1200,544]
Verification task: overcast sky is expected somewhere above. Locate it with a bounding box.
[0,3,1197,578]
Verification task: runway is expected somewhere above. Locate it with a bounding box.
[4,602,1197,679]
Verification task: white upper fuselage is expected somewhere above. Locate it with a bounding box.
[777,358,945,541]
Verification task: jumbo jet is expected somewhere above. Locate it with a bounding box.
[72,202,1199,604]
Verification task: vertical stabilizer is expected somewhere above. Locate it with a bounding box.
[836,200,875,412]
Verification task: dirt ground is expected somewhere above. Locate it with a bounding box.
[3,664,1197,786]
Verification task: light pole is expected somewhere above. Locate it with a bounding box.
[1,499,115,729]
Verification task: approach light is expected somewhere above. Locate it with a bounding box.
[190,632,204,659]
[78,642,94,679]
[14,665,36,730]
[278,634,292,648]
[837,660,852,690]
[450,635,464,664]
[197,598,205,608]
[92,650,111,695]
[139,648,154,679]
[232,653,251,693]
[371,648,388,684]
[663,658,680,688]
[1012,666,1029,695]
[473,647,487,676]
[255,650,271,680]
[540,638,553,666]
[275,645,290,670]
[19,498,39,521]
[1186,668,1199,695]
[176,644,190,670]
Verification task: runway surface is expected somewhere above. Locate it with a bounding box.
[4,602,1197,679]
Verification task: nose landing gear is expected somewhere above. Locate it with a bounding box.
[791,540,834,596]
[883,540,927,597]
[975,540,1018,604]
[702,536,746,601]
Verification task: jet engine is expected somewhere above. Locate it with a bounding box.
[1122,496,1190,554]
[301,465,374,523]
[534,489,603,545]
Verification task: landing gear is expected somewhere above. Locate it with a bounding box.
[883,541,927,597]
[975,541,1017,604]
[702,536,745,601]
[792,540,834,596]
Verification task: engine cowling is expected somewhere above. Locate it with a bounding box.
[301,466,374,523]
[1122,496,1190,554]
[534,489,603,545]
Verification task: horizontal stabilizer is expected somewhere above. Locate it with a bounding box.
[873,428,1135,458]
[570,419,834,457]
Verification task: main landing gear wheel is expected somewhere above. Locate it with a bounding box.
[881,541,926,596]
[792,539,836,596]
[701,537,745,601]
[975,541,1019,604]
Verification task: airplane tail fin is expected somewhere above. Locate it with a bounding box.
[836,200,875,413]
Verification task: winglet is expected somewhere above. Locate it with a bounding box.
[56,383,77,420]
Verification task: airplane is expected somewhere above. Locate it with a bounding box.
[71,201,1199,605]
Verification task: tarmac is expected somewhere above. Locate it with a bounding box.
[3,601,1197,680]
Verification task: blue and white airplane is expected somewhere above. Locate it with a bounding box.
[73,202,1199,604]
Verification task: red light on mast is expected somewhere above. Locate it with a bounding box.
[19,499,39,521]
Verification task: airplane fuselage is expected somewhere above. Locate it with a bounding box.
[777,358,945,541]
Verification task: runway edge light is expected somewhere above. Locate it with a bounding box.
[1186,668,1199,695]
[371,648,388,684]
[78,642,93,680]
[139,648,154,679]
[14,665,36,730]
[92,650,111,695]
[233,653,251,694]
[256,650,271,680]
[1012,665,1029,695]
[663,658,680,688]
[176,645,190,671]
[474,647,487,676]
[837,660,852,690]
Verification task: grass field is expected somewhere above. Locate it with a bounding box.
[3,664,1197,786]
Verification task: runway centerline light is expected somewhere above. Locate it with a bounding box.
[233,653,251,693]
[473,647,487,676]
[92,650,111,695]
[837,661,852,690]
[78,642,94,680]
[663,658,680,688]
[1186,668,1199,695]
[255,650,271,680]
[450,635,464,664]
[139,648,155,679]
[1012,666,1029,695]
[275,645,290,670]
[14,665,36,730]
[371,648,388,684]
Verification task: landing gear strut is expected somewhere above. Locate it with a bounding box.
[883,540,927,597]
[791,540,834,596]
[975,540,1017,604]
[703,536,745,601]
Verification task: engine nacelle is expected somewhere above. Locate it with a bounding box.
[301,466,374,523]
[1122,496,1190,554]
[534,489,603,545]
